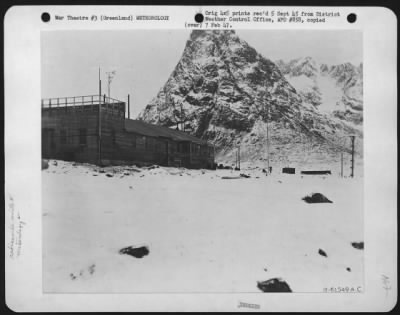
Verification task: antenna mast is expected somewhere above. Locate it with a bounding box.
[98,67,102,165]
[106,70,116,98]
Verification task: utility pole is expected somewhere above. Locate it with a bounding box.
[266,98,270,175]
[98,67,102,165]
[180,103,184,132]
[127,94,130,119]
[235,150,238,169]
[238,146,241,170]
[340,152,344,178]
[350,135,355,178]
[106,70,116,99]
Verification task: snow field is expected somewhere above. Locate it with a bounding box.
[43,160,363,293]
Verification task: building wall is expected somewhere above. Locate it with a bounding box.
[42,106,215,169]
[42,107,99,163]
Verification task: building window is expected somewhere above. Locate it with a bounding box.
[79,128,87,145]
[191,143,200,155]
[143,136,147,150]
[60,129,67,144]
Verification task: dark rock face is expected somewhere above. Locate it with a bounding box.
[139,30,362,165]
[257,278,292,292]
[302,193,333,203]
[351,242,364,250]
[119,246,150,258]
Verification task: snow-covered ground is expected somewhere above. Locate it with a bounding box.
[42,160,363,293]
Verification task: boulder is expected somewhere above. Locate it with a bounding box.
[302,193,333,203]
[119,246,149,258]
[257,278,292,292]
[351,242,364,250]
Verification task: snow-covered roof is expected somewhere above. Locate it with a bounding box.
[124,119,209,146]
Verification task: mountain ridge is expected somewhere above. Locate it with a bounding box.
[139,30,363,168]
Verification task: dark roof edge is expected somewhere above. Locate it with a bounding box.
[124,119,211,146]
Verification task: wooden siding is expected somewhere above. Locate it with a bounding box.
[42,108,99,163]
[42,106,215,169]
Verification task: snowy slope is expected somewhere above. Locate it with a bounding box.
[43,160,364,293]
[138,31,363,167]
[276,57,363,126]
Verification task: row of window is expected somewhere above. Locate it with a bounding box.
[57,128,213,157]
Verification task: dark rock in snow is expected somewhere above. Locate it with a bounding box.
[240,173,250,178]
[318,248,328,257]
[221,176,242,179]
[346,267,352,272]
[145,165,159,170]
[88,264,96,275]
[106,174,114,177]
[42,160,49,170]
[119,246,149,258]
[257,278,292,292]
[351,242,364,250]
[302,193,333,203]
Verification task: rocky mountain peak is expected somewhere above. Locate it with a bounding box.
[139,30,363,166]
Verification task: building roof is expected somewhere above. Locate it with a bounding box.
[124,119,209,145]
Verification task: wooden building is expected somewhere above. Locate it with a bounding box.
[42,95,215,169]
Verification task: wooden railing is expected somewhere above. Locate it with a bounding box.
[41,95,123,108]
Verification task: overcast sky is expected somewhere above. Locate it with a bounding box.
[41,30,362,117]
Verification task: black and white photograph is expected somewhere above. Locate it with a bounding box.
[41,29,364,293]
[4,5,397,312]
